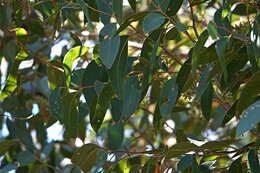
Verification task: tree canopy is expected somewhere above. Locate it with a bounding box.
[0,0,260,172]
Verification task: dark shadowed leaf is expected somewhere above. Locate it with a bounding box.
[229,158,242,173]
[159,78,179,118]
[166,142,200,159]
[215,37,228,82]
[192,30,209,72]
[237,72,260,114]
[248,149,260,173]
[71,144,99,172]
[167,0,184,16]
[200,81,213,120]
[112,0,123,21]
[121,75,141,117]
[90,84,113,132]
[107,123,124,149]
[128,0,136,11]
[177,154,193,171]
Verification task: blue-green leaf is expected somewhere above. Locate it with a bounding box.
[159,78,179,118]
[236,101,260,136]
[100,36,121,69]
[107,123,124,150]
[121,76,141,117]
[200,81,213,120]
[142,13,165,33]
[215,37,228,82]
[112,0,123,21]
[248,149,260,173]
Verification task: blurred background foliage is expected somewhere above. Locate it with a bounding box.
[0,0,260,172]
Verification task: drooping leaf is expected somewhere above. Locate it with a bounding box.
[142,13,165,33]
[156,0,170,11]
[128,0,136,11]
[121,76,141,118]
[236,101,260,136]
[215,37,228,82]
[177,154,193,171]
[109,36,128,97]
[100,36,121,68]
[237,72,260,114]
[90,84,114,132]
[71,144,99,172]
[248,149,260,173]
[142,158,157,173]
[167,0,184,16]
[47,60,66,90]
[107,123,124,150]
[112,0,123,21]
[200,81,213,120]
[229,157,242,173]
[0,51,29,100]
[111,98,123,122]
[76,0,93,28]
[207,21,218,40]
[63,91,79,139]
[96,0,113,24]
[192,30,209,72]
[159,78,179,118]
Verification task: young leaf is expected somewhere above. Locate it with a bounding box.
[63,46,89,71]
[71,144,99,172]
[142,13,165,33]
[236,101,260,136]
[0,51,29,100]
